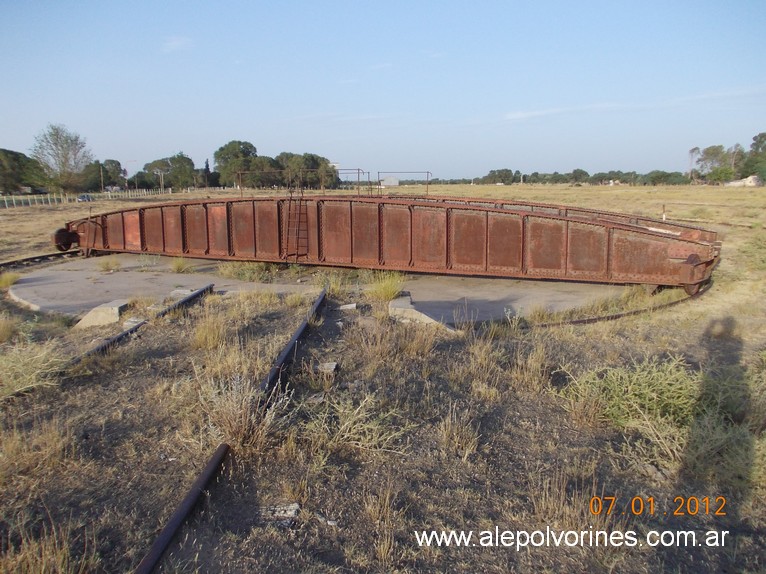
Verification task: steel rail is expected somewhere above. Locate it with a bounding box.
[0,250,81,273]
[134,288,326,572]
[134,443,231,574]
[529,281,713,329]
[70,283,214,366]
[261,288,327,392]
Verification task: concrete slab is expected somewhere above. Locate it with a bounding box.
[401,275,627,325]
[8,253,628,326]
[8,253,320,318]
[389,295,442,326]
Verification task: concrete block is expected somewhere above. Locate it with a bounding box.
[74,299,130,329]
[388,295,439,325]
[388,295,455,331]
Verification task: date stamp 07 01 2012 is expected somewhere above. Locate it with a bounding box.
[589,496,727,517]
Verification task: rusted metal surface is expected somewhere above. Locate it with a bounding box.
[262,288,327,392]
[0,251,80,273]
[134,443,230,574]
[54,195,721,291]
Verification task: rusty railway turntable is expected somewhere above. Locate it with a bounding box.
[53,195,721,295]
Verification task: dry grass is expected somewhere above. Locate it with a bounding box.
[284,292,306,308]
[0,418,74,482]
[740,231,766,272]
[347,320,400,379]
[237,289,280,308]
[447,331,505,399]
[197,375,292,452]
[0,313,19,343]
[400,323,439,358]
[192,309,229,350]
[312,269,349,297]
[531,285,687,325]
[0,341,67,399]
[366,271,405,302]
[364,480,404,566]
[0,518,100,574]
[127,296,156,313]
[437,402,480,461]
[0,271,21,289]
[1,185,764,572]
[169,256,194,273]
[296,359,336,392]
[216,261,278,282]
[302,395,410,457]
[198,336,280,381]
[96,255,121,272]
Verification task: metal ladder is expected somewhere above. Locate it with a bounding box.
[285,189,308,261]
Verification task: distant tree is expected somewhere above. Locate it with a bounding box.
[103,159,126,187]
[688,147,700,182]
[81,161,103,191]
[130,170,154,189]
[214,140,257,186]
[317,159,340,189]
[695,145,729,181]
[81,159,127,192]
[31,124,94,193]
[197,159,212,187]
[275,152,305,187]
[644,170,689,185]
[0,149,46,194]
[741,132,766,182]
[707,166,735,185]
[143,153,194,190]
[480,169,514,185]
[143,159,170,189]
[589,172,609,185]
[570,168,589,183]
[243,156,281,188]
[171,153,195,189]
[168,153,195,189]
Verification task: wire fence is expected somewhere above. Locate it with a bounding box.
[0,187,226,209]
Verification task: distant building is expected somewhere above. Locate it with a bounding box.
[380,177,400,187]
[724,175,762,187]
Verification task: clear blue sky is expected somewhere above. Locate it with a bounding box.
[1,0,764,179]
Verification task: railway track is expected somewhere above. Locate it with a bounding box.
[69,283,215,366]
[2,264,324,570]
[0,258,716,571]
[130,278,713,572]
[532,281,712,329]
[0,249,82,273]
[135,288,327,574]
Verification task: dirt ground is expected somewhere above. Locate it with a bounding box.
[1,184,765,573]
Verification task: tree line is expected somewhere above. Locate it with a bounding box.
[0,124,339,195]
[2,124,764,195]
[420,131,764,187]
